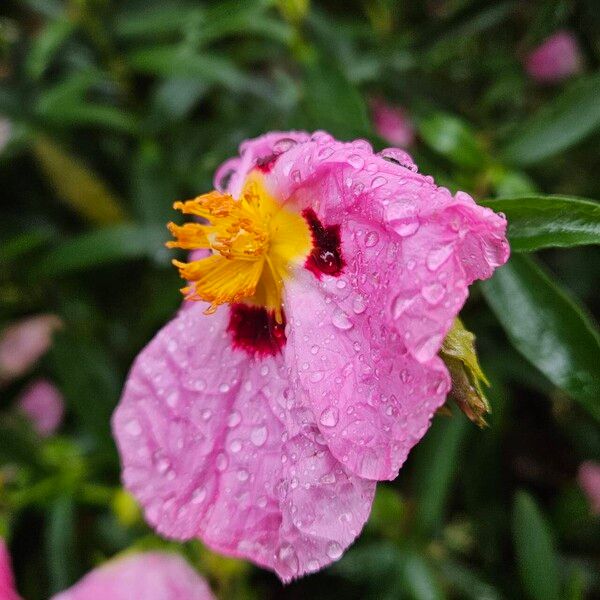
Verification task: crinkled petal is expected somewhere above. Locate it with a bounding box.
[260,135,509,362]
[112,303,375,582]
[214,131,311,198]
[51,552,214,600]
[285,261,450,481]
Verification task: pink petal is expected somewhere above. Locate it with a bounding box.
[51,552,215,600]
[0,315,62,384]
[262,136,509,364]
[214,131,311,198]
[578,461,600,515]
[113,303,375,582]
[525,30,582,83]
[0,539,21,600]
[17,379,64,436]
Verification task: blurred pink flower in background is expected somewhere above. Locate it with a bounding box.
[525,30,582,83]
[370,98,415,147]
[0,314,62,383]
[52,552,215,600]
[17,379,64,436]
[113,131,509,581]
[0,539,21,600]
[578,461,600,515]
[0,542,215,600]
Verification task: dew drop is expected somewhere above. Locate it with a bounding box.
[320,472,336,484]
[421,283,446,305]
[347,154,365,169]
[392,294,415,319]
[278,544,299,573]
[327,542,343,559]
[125,419,142,436]
[216,453,228,471]
[251,425,268,447]
[319,407,339,427]
[332,308,353,330]
[364,231,379,247]
[191,486,206,504]
[202,409,213,421]
[219,383,231,393]
[227,411,242,428]
[229,439,242,453]
[237,469,249,482]
[427,244,454,271]
[352,294,367,314]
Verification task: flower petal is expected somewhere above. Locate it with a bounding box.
[0,539,21,600]
[285,266,450,481]
[51,552,214,600]
[112,303,375,582]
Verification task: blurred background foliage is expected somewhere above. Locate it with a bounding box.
[1,0,599,598]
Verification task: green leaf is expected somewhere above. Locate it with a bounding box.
[33,224,167,277]
[127,46,251,92]
[502,73,600,165]
[32,137,127,225]
[401,551,445,600]
[480,195,600,251]
[513,491,561,600]
[46,495,78,594]
[418,112,487,170]
[300,60,371,139]
[413,410,469,535]
[481,255,600,420]
[25,18,74,79]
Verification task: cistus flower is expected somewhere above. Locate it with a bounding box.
[578,461,600,515]
[370,98,415,148]
[0,542,215,600]
[525,30,583,83]
[17,379,64,437]
[0,314,62,384]
[113,131,509,581]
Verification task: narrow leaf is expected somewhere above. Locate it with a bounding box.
[480,195,600,251]
[32,137,126,225]
[481,255,600,420]
[502,73,600,165]
[513,491,561,600]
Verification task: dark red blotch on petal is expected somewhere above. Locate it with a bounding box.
[228,304,287,357]
[255,154,278,173]
[302,208,344,277]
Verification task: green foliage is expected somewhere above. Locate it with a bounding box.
[1,0,599,599]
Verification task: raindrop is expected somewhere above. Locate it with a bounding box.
[347,154,365,169]
[166,391,178,408]
[320,472,336,484]
[202,409,213,421]
[219,383,231,393]
[327,542,343,559]
[392,294,414,319]
[229,439,242,453]
[191,486,206,504]
[237,469,249,482]
[421,283,446,305]
[371,176,387,188]
[125,419,141,436]
[278,544,299,573]
[332,308,353,330]
[352,294,367,314]
[260,364,269,376]
[427,245,454,271]
[391,218,420,237]
[251,425,268,447]
[309,371,324,383]
[227,411,242,428]
[319,407,339,427]
[273,138,297,153]
[364,231,379,247]
[216,453,228,471]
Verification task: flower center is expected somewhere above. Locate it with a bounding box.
[167,173,312,320]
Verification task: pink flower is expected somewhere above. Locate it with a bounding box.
[578,461,600,515]
[525,30,582,83]
[0,539,21,600]
[51,552,215,600]
[370,99,415,147]
[0,314,62,384]
[0,543,214,600]
[113,131,509,581]
[17,379,64,436]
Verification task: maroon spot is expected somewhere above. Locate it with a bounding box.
[255,153,278,173]
[228,303,286,357]
[302,208,344,277]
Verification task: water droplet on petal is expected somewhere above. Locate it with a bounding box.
[278,544,299,573]
[327,542,343,560]
[125,419,142,436]
[227,411,242,428]
[320,472,336,484]
[391,218,420,237]
[392,294,415,319]
[219,383,231,393]
[320,407,339,427]
[352,294,367,314]
[250,425,268,447]
[372,176,387,188]
[364,231,379,247]
[229,439,242,453]
[427,244,454,271]
[347,154,365,169]
[421,283,446,305]
[332,308,353,330]
[216,453,228,471]
[191,486,207,504]
[237,469,249,482]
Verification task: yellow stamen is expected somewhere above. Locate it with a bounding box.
[167,172,312,314]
